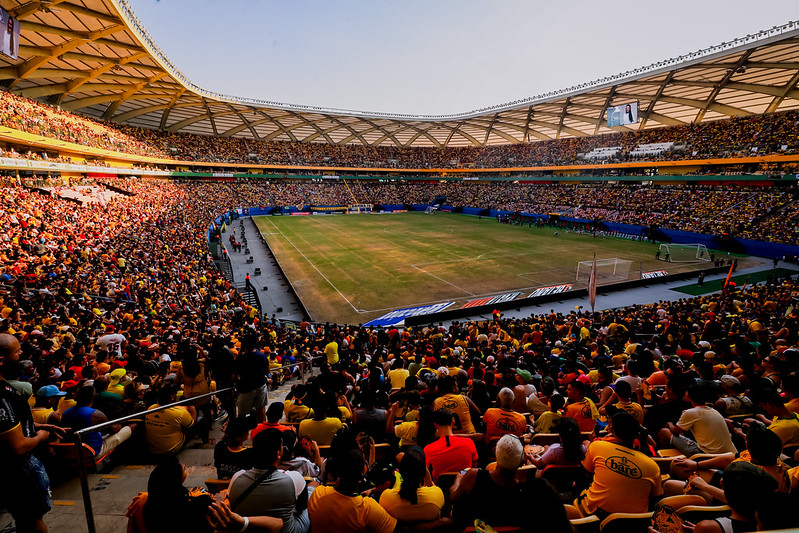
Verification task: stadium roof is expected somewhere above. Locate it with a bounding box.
[2,1,799,148]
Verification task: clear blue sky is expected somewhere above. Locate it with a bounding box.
[127,0,799,115]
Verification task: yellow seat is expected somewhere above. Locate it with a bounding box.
[657,448,684,458]
[677,504,731,524]
[599,512,653,532]
[204,478,230,494]
[570,515,600,533]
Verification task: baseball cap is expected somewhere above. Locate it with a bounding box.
[516,369,532,383]
[719,375,740,387]
[37,385,67,398]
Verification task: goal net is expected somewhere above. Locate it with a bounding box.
[658,243,710,262]
[576,258,633,284]
[424,205,440,214]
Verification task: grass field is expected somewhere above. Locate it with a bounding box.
[254,212,720,324]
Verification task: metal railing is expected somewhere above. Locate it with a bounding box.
[72,387,232,533]
[71,354,325,533]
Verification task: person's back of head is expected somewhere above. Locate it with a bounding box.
[610,411,649,455]
[497,387,515,409]
[432,408,453,428]
[614,380,632,401]
[94,374,110,393]
[252,428,283,469]
[266,401,284,423]
[495,434,523,472]
[224,417,250,446]
[549,394,565,412]
[722,461,778,521]
[756,492,799,530]
[398,446,426,504]
[144,456,189,530]
[438,375,455,395]
[540,376,555,396]
[687,383,711,406]
[75,384,96,407]
[555,417,582,463]
[334,448,365,492]
[157,385,175,406]
[746,425,782,466]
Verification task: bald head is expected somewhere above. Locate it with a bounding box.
[0,334,21,379]
[0,333,21,361]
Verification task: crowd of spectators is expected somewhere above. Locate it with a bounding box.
[165,180,799,245]
[1,176,799,531]
[4,88,799,170]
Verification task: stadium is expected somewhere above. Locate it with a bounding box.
[1,1,799,532]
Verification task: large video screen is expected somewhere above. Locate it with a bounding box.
[0,7,20,60]
[607,101,638,127]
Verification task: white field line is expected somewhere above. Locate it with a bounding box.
[260,217,564,315]
[411,265,476,297]
[264,217,361,314]
[413,250,543,268]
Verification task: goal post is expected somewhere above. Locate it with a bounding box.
[576,258,632,284]
[424,205,439,214]
[658,243,710,262]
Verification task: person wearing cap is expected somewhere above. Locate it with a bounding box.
[483,388,527,446]
[512,368,536,414]
[95,325,126,359]
[31,385,65,425]
[714,374,753,417]
[450,434,571,532]
[106,367,129,397]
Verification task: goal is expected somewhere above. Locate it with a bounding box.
[424,205,440,214]
[576,258,632,284]
[658,243,710,262]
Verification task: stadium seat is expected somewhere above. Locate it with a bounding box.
[531,433,560,446]
[570,515,600,533]
[598,512,653,532]
[539,464,588,502]
[677,505,731,524]
[49,442,113,474]
[204,478,230,494]
[657,448,684,458]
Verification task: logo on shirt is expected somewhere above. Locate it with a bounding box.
[604,456,641,479]
[496,417,521,433]
[442,399,460,411]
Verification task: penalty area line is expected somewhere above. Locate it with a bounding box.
[411,265,475,297]
[264,217,361,314]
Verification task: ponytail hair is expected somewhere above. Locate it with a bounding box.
[398,446,426,505]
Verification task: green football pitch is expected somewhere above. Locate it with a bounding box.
[254,212,713,324]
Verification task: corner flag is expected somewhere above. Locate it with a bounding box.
[588,253,597,312]
[722,263,734,289]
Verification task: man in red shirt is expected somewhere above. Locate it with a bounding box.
[251,402,294,439]
[424,408,478,481]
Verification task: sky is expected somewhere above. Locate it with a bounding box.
[127,0,799,115]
